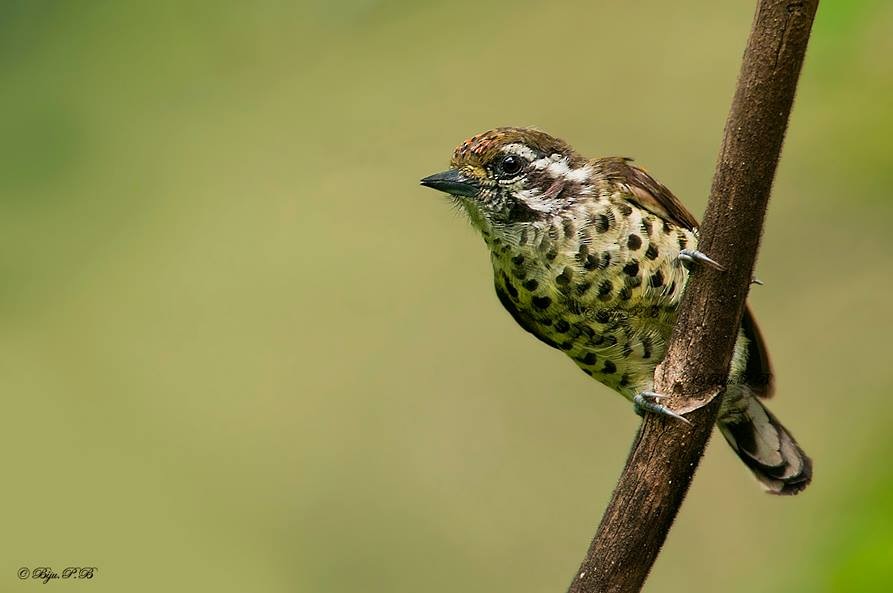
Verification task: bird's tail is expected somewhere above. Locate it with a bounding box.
[718,393,812,495]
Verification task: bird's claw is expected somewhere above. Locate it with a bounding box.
[678,249,726,272]
[634,391,692,425]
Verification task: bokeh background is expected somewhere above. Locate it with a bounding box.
[2,1,892,592]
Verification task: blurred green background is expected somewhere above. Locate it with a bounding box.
[2,1,892,591]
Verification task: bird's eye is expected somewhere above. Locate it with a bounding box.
[497,155,524,177]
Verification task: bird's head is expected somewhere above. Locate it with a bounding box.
[421,127,593,232]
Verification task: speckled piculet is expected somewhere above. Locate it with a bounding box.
[421,127,812,494]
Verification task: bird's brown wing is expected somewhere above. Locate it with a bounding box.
[598,157,775,398]
[598,157,700,230]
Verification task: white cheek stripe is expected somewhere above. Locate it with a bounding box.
[516,189,556,213]
[565,164,593,183]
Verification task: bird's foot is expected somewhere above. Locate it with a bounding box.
[678,249,726,271]
[633,391,691,425]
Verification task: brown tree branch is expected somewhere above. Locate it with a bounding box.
[566,2,819,592]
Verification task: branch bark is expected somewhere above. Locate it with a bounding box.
[567,2,819,592]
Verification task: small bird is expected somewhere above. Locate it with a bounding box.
[421,127,812,494]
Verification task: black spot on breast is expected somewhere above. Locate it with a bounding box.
[560,340,574,351]
[519,228,529,246]
[619,286,632,300]
[576,281,592,295]
[593,213,611,233]
[584,254,600,270]
[500,273,519,299]
[533,296,552,309]
[554,319,570,333]
[621,343,633,357]
[626,275,643,288]
[597,280,613,301]
[546,250,557,261]
[602,360,617,374]
[623,261,639,277]
[650,270,664,288]
[618,203,633,216]
[563,219,576,238]
[598,252,612,270]
[556,267,573,286]
[627,234,642,250]
[642,336,652,359]
[579,352,597,365]
[576,244,589,263]
[594,310,611,324]
[645,243,659,260]
[619,373,631,387]
[523,279,539,291]
[512,254,525,266]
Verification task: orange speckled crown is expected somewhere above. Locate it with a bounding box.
[450,127,579,168]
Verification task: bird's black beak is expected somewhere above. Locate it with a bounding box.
[420,169,480,198]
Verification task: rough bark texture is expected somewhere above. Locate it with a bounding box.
[566,2,819,592]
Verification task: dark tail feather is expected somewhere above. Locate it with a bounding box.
[718,396,812,495]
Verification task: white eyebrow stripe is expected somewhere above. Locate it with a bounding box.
[531,157,552,170]
[501,143,539,161]
[532,156,593,183]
